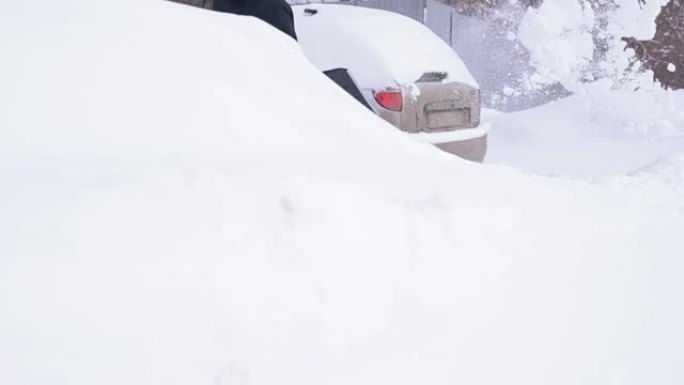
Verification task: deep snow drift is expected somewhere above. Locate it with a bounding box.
[1,1,683,385]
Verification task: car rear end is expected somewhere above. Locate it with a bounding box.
[294,3,488,161]
[366,73,486,162]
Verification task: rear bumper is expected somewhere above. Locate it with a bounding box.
[435,136,487,163]
[407,122,490,144]
[406,122,490,163]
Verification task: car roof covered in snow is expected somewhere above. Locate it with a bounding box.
[293,3,478,89]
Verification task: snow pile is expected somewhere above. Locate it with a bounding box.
[294,3,478,88]
[0,0,416,162]
[1,1,684,385]
[585,79,684,138]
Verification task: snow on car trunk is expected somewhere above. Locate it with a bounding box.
[0,1,683,385]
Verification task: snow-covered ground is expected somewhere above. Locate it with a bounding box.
[487,80,684,178]
[1,1,683,385]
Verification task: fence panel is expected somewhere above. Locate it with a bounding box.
[359,0,425,22]
[424,0,452,45]
[316,0,424,22]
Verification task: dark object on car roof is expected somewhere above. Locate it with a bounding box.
[214,0,298,40]
[323,68,373,111]
[166,0,214,9]
[417,71,448,83]
[166,0,297,40]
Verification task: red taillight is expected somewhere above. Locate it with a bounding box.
[373,89,403,111]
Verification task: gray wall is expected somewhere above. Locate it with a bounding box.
[336,0,426,22]
[425,0,451,44]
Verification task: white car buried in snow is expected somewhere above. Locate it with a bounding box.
[294,2,489,162]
